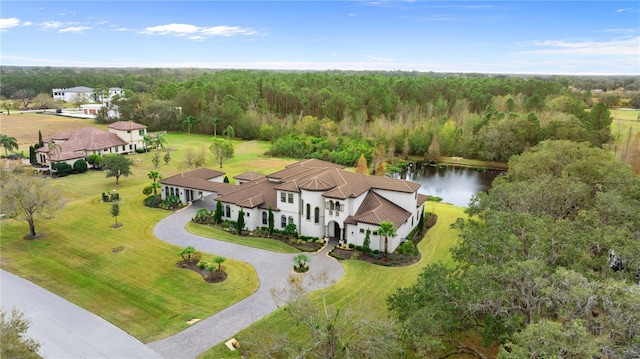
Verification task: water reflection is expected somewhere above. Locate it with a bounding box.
[394,163,503,207]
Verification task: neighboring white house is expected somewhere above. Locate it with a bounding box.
[35,121,147,167]
[160,159,428,253]
[52,86,124,104]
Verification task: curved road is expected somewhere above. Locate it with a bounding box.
[147,204,344,358]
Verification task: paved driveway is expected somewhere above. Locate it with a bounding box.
[147,204,344,358]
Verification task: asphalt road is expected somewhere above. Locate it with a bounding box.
[0,269,162,359]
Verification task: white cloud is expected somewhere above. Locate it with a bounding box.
[59,26,91,33]
[0,18,22,30]
[616,8,633,13]
[525,37,639,56]
[599,28,637,34]
[140,23,256,39]
[141,23,200,35]
[40,21,64,29]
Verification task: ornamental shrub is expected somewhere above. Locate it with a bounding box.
[73,159,88,173]
[53,162,72,176]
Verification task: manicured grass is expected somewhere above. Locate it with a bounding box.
[200,202,467,358]
[185,222,300,254]
[0,168,259,343]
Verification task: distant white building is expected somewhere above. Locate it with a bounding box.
[52,86,124,104]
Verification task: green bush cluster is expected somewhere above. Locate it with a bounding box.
[268,134,373,166]
[101,191,120,202]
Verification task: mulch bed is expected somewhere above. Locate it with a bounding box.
[329,213,438,267]
[176,260,227,283]
[330,248,421,267]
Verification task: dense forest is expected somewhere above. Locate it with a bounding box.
[1,66,639,169]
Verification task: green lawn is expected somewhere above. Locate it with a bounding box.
[185,222,300,253]
[199,202,466,358]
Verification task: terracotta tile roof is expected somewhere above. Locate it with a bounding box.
[234,171,266,181]
[178,168,225,180]
[346,191,411,228]
[36,127,128,161]
[218,178,281,210]
[161,172,235,194]
[107,121,147,131]
[417,193,429,207]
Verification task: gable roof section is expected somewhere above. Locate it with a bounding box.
[217,178,281,210]
[178,168,225,181]
[234,171,266,181]
[417,193,429,207]
[107,121,147,131]
[345,191,411,228]
[161,171,235,194]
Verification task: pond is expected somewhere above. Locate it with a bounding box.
[394,163,504,207]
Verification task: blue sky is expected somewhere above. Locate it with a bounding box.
[1,1,638,75]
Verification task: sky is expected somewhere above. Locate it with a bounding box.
[1,1,638,75]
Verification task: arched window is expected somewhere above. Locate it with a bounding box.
[262,211,268,225]
[281,215,286,228]
[225,205,231,217]
[314,207,320,223]
[335,202,340,212]
[306,204,311,220]
[329,201,335,210]
[288,216,294,225]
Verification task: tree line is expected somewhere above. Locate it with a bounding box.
[2,67,638,167]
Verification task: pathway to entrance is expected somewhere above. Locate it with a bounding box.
[147,204,344,358]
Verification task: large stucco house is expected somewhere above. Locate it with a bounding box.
[35,121,147,167]
[160,159,428,253]
[52,86,125,103]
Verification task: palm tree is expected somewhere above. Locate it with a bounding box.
[148,171,162,199]
[223,125,235,140]
[152,133,167,153]
[0,134,18,157]
[214,256,226,272]
[47,142,62,177]
[182,116,197,135]
[378,221,397,261]
[211,117,220,137]
[293,253,310,272]
[142,134,154,157]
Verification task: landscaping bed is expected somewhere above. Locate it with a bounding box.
[329,213,438,267]
[176,260,228,283]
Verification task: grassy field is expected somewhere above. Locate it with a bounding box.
[611,109,640,145]
[200,202,467,358]
[0,115,299,342]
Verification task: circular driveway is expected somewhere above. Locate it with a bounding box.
[147,204,344,358]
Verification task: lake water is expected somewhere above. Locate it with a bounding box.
[394,164,503,207]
